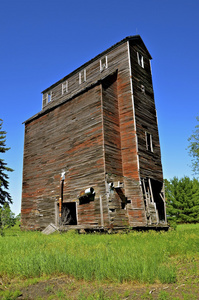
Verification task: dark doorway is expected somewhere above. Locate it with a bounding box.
[150,179,165,222]
[61,202,77,225]
[141,178,166,223]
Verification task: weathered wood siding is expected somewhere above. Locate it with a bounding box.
[129,40,163,182]
[21,36,165,230]
[22,85,105,229]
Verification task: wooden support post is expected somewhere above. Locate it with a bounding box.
[148,178,154,203]
[59,173,65,225]
[100,195,104,227]
[142,179,151,225]
[59,196,62,224]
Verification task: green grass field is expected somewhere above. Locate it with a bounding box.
[0,223,198,299]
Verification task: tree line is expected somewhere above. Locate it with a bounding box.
[165,117,199,225]
[0,119,15,235]
[165,176,199,224]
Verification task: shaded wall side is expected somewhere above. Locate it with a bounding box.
[102,73,123,176]
[101,73,129,228]
[129,41,163,182]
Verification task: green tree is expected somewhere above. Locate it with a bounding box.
[0,119,13,206]
[165,176,199,224]
[188,116,199,175]
[0,203,16,235]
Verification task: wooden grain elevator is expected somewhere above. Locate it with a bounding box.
[21,35,168,231]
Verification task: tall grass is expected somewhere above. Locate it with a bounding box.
[0,224,199,284]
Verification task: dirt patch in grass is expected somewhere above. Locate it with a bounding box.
[1,272,198,300]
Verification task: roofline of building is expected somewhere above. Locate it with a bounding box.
[24,70,118,125]
[41,35,152,94]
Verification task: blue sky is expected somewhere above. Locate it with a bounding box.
[1,0,199,215]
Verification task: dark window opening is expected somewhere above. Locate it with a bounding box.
[61,202,77,225]
[115,188,129,209]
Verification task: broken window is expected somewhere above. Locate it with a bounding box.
[62,80,68,94]
[146,132,153,152]
[79,69,86,84]
[47,92,52,103]
[137,52,144,68]
[140,84,145,93]
[42,94,47,108]
[100,56,108,71]
[42,92,52,108]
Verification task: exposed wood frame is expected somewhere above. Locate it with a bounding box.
[142,178,151,224]
[127,41,140,177]
[148,178,154,203]
[100,195,104,227]
[79,69,87,84]
[62,80,68,94]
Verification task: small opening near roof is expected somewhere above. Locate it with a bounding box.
[79,69,86,84]
[146,132,153,152]
[62,81,68,94]
[100,56,108,71]
[137,52,144,68]
[47,92,51,103]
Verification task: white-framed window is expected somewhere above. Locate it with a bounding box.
[42,94,47,108]
[42,92,52,108]
[62,80,68,94]
[47,92,52,103]
[79,69,86,84]
[137,52,144,68]
[145,132,153,152]
[100,56,108,72]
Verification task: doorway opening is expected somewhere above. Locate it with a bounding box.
[141,178,166,224]
[60,202,77,225]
